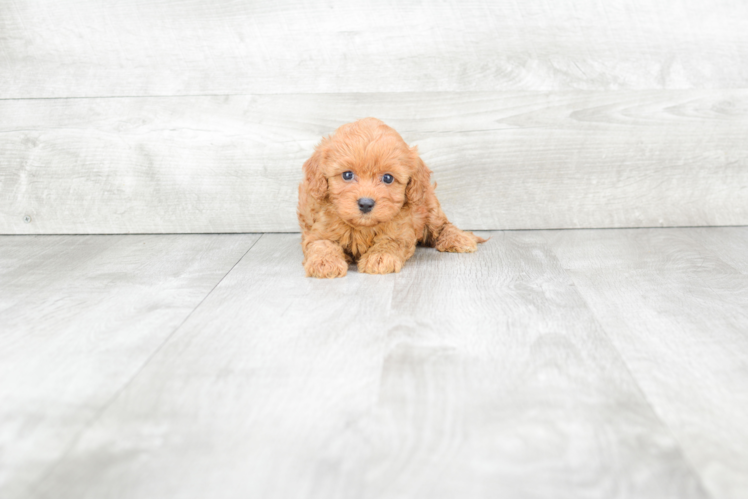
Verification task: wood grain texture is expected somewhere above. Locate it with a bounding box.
[2,90,747,234]
[28,234,706,498]
[359,231,705,497]
[549,227,748,498]
[1,0,747,98]
[0,233,259,498]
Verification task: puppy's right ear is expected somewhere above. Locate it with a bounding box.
[302,144,328,200]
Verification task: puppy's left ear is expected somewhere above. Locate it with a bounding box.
[406,146,433,206]
[302,142,329,200]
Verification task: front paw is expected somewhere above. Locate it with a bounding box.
[358,251,404,275]
[305,255,348,279]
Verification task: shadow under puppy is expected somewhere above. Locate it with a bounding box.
[298,118,486,278]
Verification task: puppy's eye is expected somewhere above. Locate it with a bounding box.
[382,173,394,184]
[342,171,354,181]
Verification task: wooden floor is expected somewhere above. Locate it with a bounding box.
[1,228,747,498]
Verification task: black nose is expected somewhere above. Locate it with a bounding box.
[358,198,375,213]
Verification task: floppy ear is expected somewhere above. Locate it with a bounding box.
[406,146,433,206]
[302,145,328,200]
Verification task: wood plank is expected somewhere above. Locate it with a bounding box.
[1,0,747,98]
[549,227,748,498]
[1,90,747,234]
[684,227,748,273]
[30,234,399,497]
[363,231,705,497]
[32,233,706,497]
[0,233,259,497]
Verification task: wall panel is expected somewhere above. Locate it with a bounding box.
[1,0,747,98]
[2,91,746,233]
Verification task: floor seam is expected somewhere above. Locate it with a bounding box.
[29,233,265,495]
[551,250,714,497]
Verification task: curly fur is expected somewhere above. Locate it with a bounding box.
[297,118,486,278]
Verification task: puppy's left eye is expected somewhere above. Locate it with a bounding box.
[342,171,354,181]
[382,173,394,184]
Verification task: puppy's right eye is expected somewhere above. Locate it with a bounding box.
[342,171,354,181]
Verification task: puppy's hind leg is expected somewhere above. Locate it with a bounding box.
[421,198,487,253]
[434,223,488,253]
[408,154,487,253]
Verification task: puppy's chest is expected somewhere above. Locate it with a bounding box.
[337,228,377,259]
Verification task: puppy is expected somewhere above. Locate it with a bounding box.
[297,118,486,278]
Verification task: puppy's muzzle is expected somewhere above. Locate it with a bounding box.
[357,198,375,214]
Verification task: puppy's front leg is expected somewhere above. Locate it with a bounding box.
[358,232,416,275]
[304,240,349,278]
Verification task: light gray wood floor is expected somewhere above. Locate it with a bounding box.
[1,228,746,498]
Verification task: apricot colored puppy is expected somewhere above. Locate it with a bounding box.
[297,118,486,278]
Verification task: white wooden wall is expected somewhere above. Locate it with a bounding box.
[1,0,747,233]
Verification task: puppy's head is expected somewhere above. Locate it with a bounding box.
[303,118,426,227]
